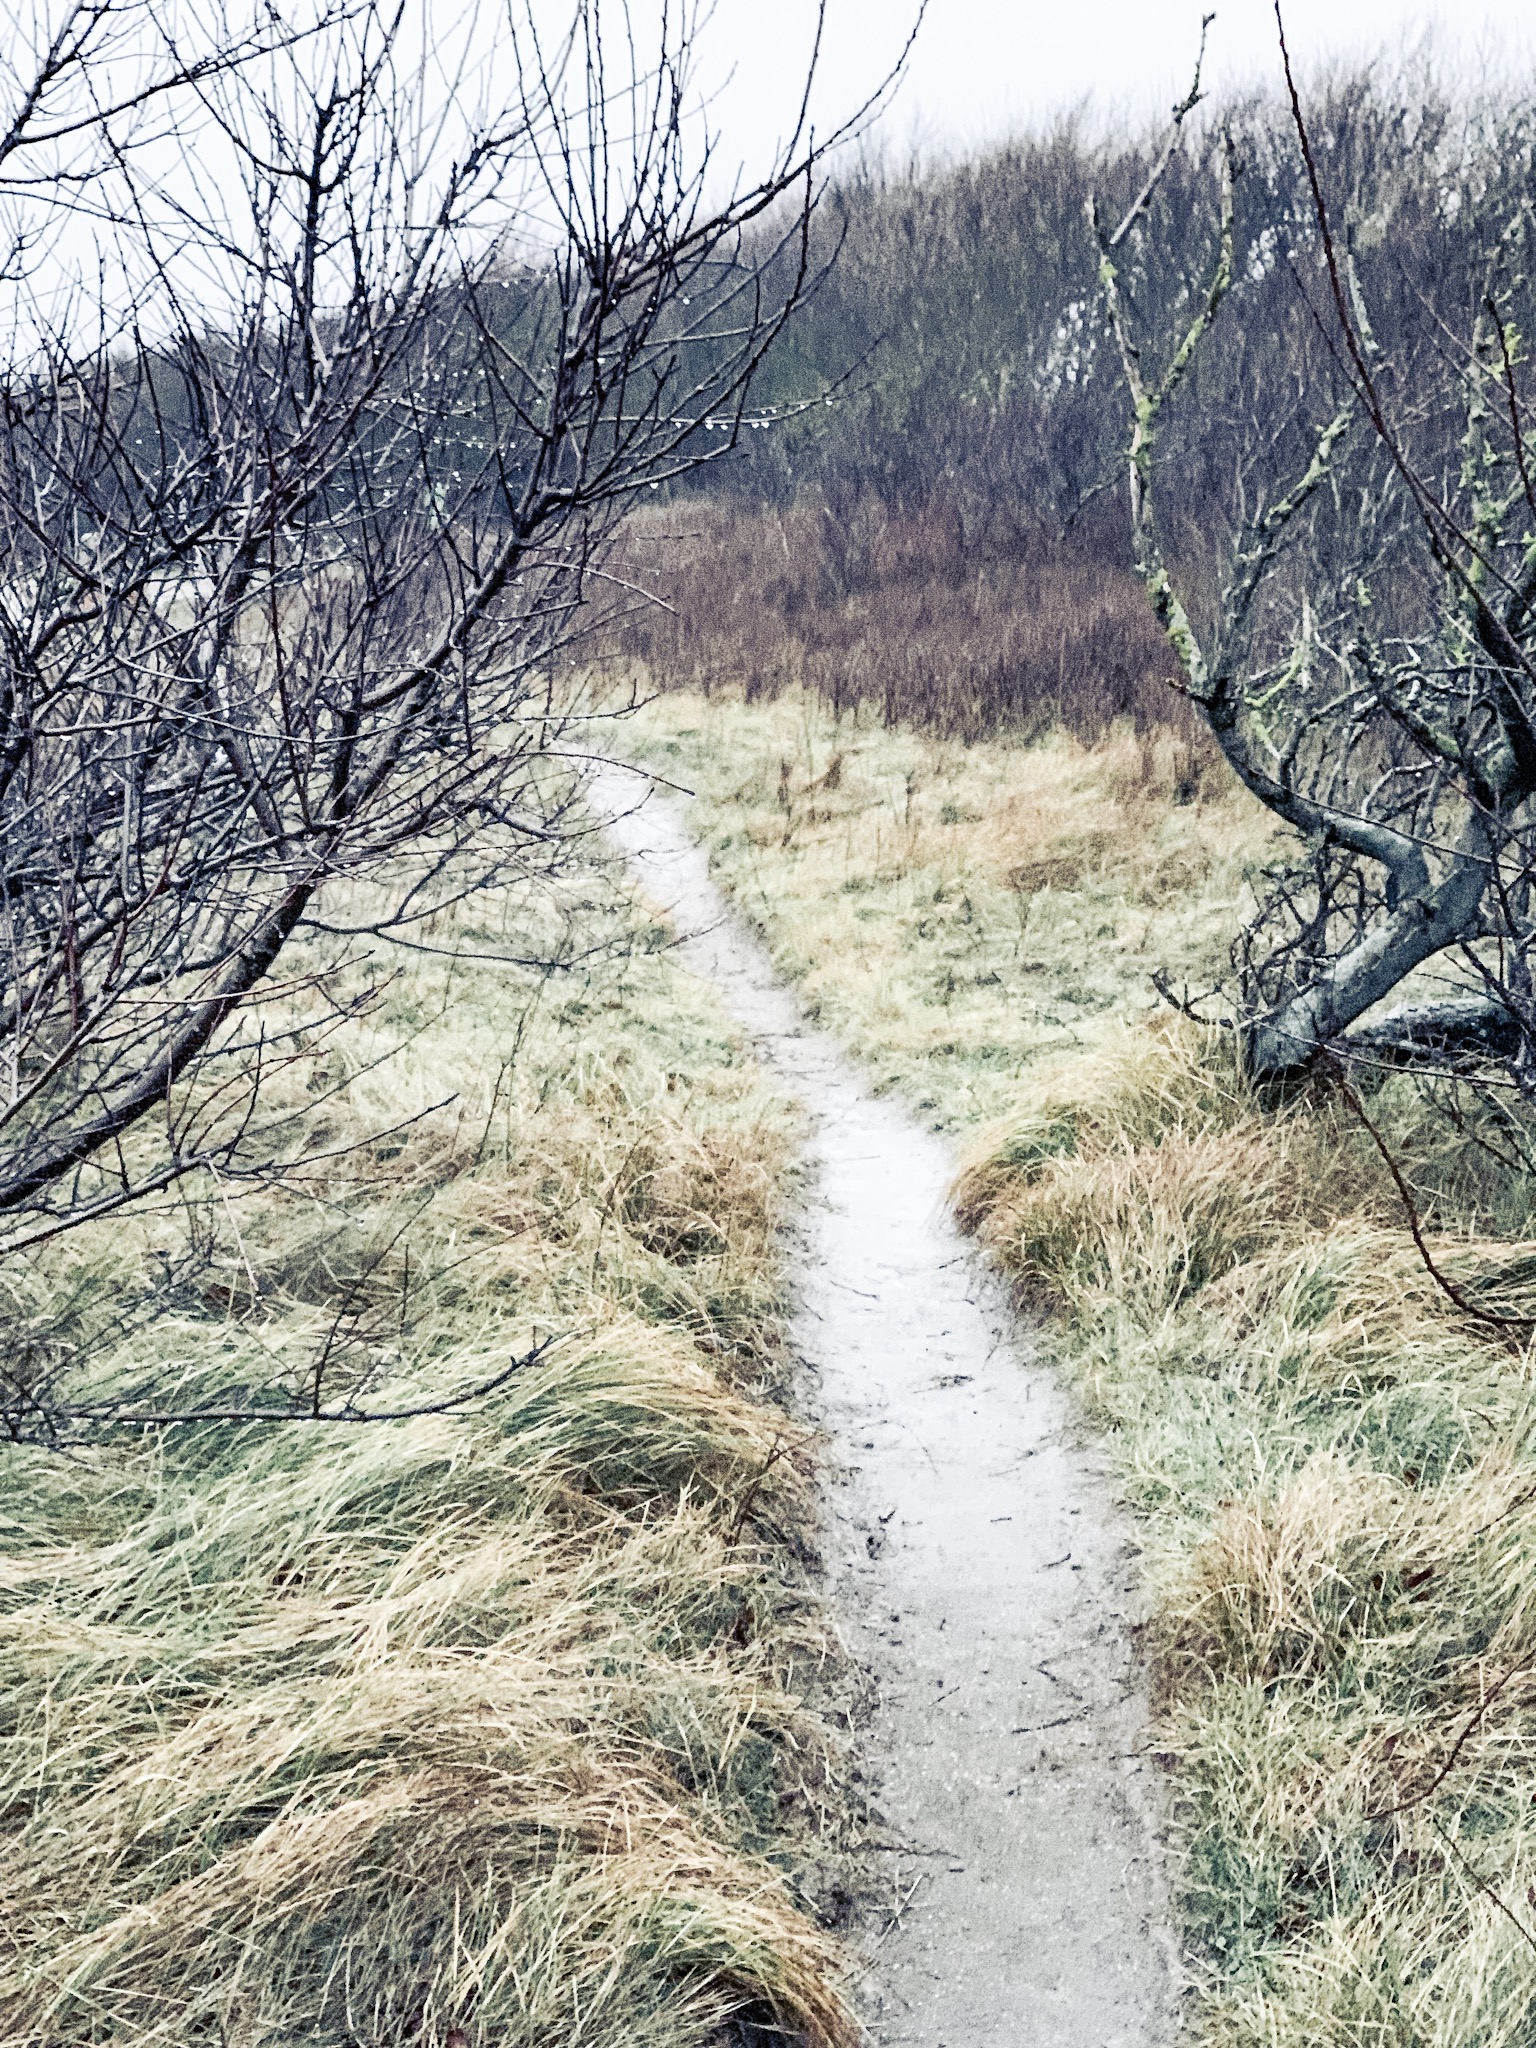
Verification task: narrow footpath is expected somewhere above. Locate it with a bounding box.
[595,764,1175,2048]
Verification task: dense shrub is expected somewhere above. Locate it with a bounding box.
[615,497,1204,745]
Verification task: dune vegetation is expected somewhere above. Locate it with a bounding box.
[11,5,1536,2035]
[0,869,862,2048]
[622,684,1536,2047]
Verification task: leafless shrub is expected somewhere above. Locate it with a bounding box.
[0,0,857,1261]
[0,0,906,1438]
[1096,22,1536,1090]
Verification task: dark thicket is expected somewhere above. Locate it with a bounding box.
[614,498,1186,744]
[626,67,1536,748]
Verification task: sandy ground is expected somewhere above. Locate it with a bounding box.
[595,763,1177,2048]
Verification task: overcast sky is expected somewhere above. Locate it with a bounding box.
[681,1,1536,179]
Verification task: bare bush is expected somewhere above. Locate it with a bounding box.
[717,60,1510,555]
[0,0,846,1273]
[627,50,1536,760]
[1096,24,1536,1087]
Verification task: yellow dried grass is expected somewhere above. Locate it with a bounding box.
[0,877,857,2048]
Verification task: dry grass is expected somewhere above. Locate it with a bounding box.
[618,686,1264,1129]
[954,1025,1536,2044]
[0,871,860,2048]
[616,685,1536,2046]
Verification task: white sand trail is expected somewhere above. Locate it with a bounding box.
[595,763,1176,2048]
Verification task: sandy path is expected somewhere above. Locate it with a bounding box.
[595,765,1175,2048]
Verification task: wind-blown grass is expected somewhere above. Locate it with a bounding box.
[0,870,859,2048]
[955,1027,1536,2045]
[620,686,1536,2047]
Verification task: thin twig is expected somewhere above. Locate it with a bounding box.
[1366,1659,1533,1821]
[1428,1810,1536,1959]
[68,1334,560,1428]
[866,1872,928,1954]
[1323,1055,1534,1342]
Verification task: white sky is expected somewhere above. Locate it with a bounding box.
[6,0,1526,335]
[682,1,1536,179]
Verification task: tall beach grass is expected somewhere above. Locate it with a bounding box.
[0,867,860,2048]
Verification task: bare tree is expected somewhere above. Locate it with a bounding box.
[1093,18,1536,1087]
[0,0,861,1270]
